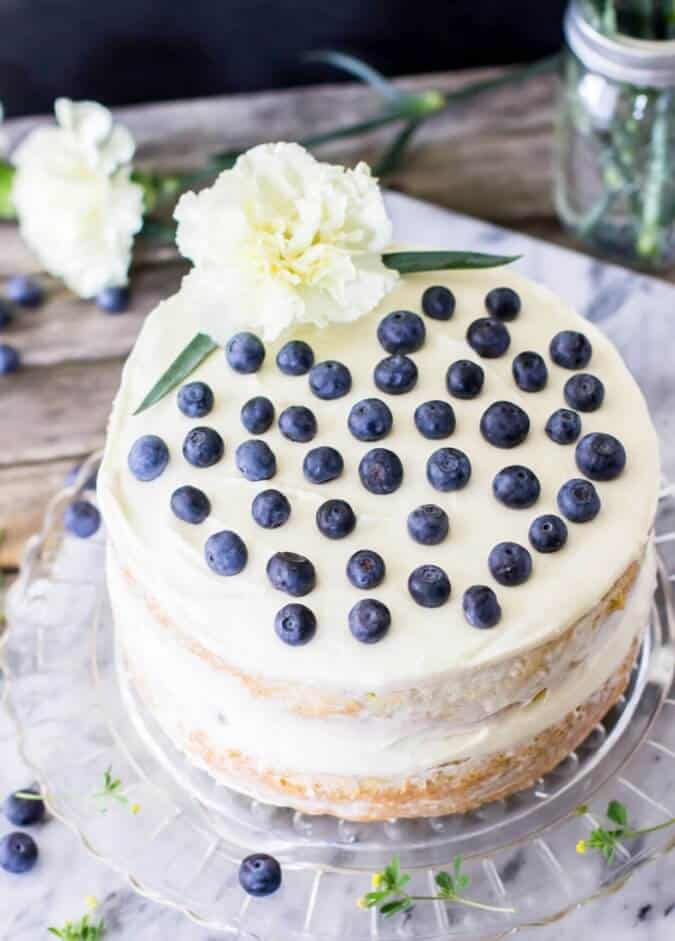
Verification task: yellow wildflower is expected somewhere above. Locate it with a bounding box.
[371,872,384,890]
[357,896,369,909]
[576,840,587,855]
[131,803,141,815]
[85,895,99,911]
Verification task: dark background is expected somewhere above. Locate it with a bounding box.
[0,0,566,117]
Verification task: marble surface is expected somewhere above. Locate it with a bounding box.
[3,192,675,939]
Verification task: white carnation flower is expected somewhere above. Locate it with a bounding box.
[174,142,398,343]
[11,98,144,297]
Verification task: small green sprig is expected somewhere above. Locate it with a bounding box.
[358,855,514,918]
[575,800,675,863]
[92,767,140,815]
[48,914,105,940]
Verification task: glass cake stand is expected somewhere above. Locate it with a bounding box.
[3,458,675,940]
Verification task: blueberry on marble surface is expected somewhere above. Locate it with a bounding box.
[422,284,455,320]
[550,330,592,369]
[512,351,548,392]
[0,832,38,874]
[492,465,540,509]
[488,542,532,586]
[0,343,20,373]
[463,585,502,628]
[480,401,530,448]
[279,405,317,442]
[348,397,393,441]
[96,285,130,313]
[183,426,224,468]
[128,434,169,481]
[316,499,356,539]
[0,300,13,328]
[426,447,471,492]
[239,853,282,897]
[346,549,386,589]
[374,353,418,395]
[274,604,317,646]
[6,275,43,308]
[276,340,314,376]
[252,489,291,529]
[349,599,391,644]
[178,381,214,419]
[545,408,581,445]
[64,500,101,538]
[564,373,605,412]
[414,400,455,439]
[407,504,449,545]
[529,514,568,553]
[236,439,277,481]
[576,432,626,481]
[3,788,45,826]
[303,446,343,484]
[359,448,403,494]
[225,332,265,373]
[377,310,426,354]
[309,360,352,399]
[267,551,316,596]
[466,318,510,358]
[170,485,211,524]
[241,396,275,435]
[557,478,601,523]
[485,286,521,321]
[408,564,451,607]
[446,359,485,399]
[205,530,248,575]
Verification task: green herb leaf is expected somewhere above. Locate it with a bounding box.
[382,251,520,273]
[0,160,16,220]
[47,915,105,941]
[380,899,413,917]
[134,333,218,415]
[607,800,628,827]
[435,871,453,893]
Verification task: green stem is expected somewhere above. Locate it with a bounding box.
[405,894,515,913]
[624,816,675,838]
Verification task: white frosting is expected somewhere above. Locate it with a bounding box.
[99,265,660,691]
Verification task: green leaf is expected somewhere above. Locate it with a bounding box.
[383,251,520,273]
[0,160,16,220]
[304,50,399,99]
[435,871,452,893]
[380,899,412,917]
[607,800,628,827]
[134,333,218,415]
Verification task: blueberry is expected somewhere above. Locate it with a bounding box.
[480,401,530,448]
[374,354,418,395]
[512,351,548,392]
[6,275,43,308]
[463,585,502,628]
[276,340,314,376]
[64,500,101,538]
[177,381,214,419]
[426,447,471,492]
[485,286,521,321]
[576,432,626,481]
[309,360,351,399]
[303,446,343,484]
[408,564,451,608]
[346,550,386,589]
[225,332,265,373]
[278,405,317,442]
[3,788,45,826]
[236,440,277,481]
[414,400,455,439]
[545,408,581,445]
[446,359,484,399]
[564,374,605,412]
[492,465,540,509]
[65,462,99,490]
[550,330,592,369]
[266,552,316,596]
[96,286,130,313]
[128,434,169,481]
[274,604,316,646]
[238,853,282,897]
[466,318,510,358]
[252,490,291,529]
[422,285,455,320]
[0,832,38,874]
[205,530,248,575]
[358,448,403,495]
[529,514,568,553]
[316,499,356,539]
[349,599,391,644]
[170,485,211,524]
[407,504,449,545]
[488,542,532,586]
[557,478,601,523]
[377,310,426,354]
[183,427,224,468]
[0,301,13,328]
[0,343,20,373]
[241,396,275,435]
[348,398,393,441]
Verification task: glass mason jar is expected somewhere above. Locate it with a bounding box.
[555,0,675,271]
